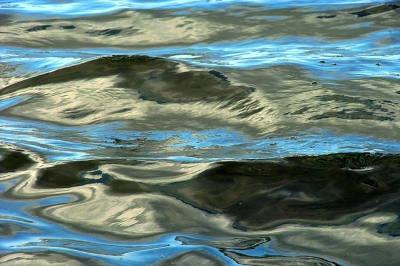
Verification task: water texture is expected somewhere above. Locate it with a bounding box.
[0,1,400,265]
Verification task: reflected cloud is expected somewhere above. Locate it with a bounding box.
[101,161,212,184]
[39,189,236,239]
[0,252,106,266]
[269,212,400,266]
[0,55,273,137]
[226,66,400,140]
[154,250,226,266]
[1,4,399,49]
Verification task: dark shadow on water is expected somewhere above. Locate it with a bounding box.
[36,160,114,188]
[224,251,341,266]
[59,25,76,30]
[34,152,400,231]
[25,25,52,32]
[0,148,35,173]
[350,4,399,17]
[176,235,270,250]
[85,27,138,36]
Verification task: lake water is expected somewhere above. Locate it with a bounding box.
[0,1,400,265]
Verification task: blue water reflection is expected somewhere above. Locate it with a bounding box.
[0,192,276,265]
[2,0,391,18]
[1,108,399,163]
[1,188,344,266]
[2,30,398,81]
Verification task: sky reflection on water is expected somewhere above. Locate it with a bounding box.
[3,0,393,17]
[2,112,400,163]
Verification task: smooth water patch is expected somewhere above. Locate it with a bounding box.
[0,96,28,110]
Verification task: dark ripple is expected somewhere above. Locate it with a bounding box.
[317,15,337,19]
[0,148,35,173]
[224,252,341,266]
[36,160,112,188]
[308,94,396,121]
[85,27,138,36]
[378,218,400,237]
[177,235,270,250]
[25,25,52,32]
[309,109,394,121]
[59,25,76,30]
[0,222,31,237]
[62,108,97,120]
[33,153,400,230]
[350,3,400,17]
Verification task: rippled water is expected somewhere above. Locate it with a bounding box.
[1,1,400,265]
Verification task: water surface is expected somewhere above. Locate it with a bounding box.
[0,1,400,265]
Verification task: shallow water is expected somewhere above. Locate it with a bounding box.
[0,1,400,265]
